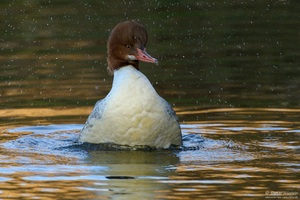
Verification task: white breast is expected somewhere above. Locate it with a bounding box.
[79,65,182,149]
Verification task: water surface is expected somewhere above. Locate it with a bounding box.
[0,0,299,199]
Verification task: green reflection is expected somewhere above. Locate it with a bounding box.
[0,0,299,110]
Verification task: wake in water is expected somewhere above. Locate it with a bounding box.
[1,124,252,164]
[1,124,210,151]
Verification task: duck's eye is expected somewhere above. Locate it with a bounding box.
[126,45,131,49]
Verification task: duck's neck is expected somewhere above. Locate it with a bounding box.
[107,58,139,75]
[111,65,156,95]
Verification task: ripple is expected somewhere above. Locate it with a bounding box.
[1,117,298,167]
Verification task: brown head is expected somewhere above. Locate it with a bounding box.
[107,21,158,74]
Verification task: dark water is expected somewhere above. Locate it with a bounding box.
[0,1,299,199]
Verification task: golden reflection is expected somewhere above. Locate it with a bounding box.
[177,107,300,115]
[176,164,287,174]
[1,149,78,165]
[0,107,94,127]
[178,107,300,125]
[2,107,299,123]
[159,163,298,199]
[0,175,97,199]
[0,106,299,199]
[179,107,300,139]
[0,107,93,118]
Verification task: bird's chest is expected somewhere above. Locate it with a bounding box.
[105,84,159,119]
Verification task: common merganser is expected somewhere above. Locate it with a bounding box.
[79,21,182,149]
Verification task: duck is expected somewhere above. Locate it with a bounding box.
[79,21,182,149]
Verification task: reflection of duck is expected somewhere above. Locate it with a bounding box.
[79,21,182,149]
